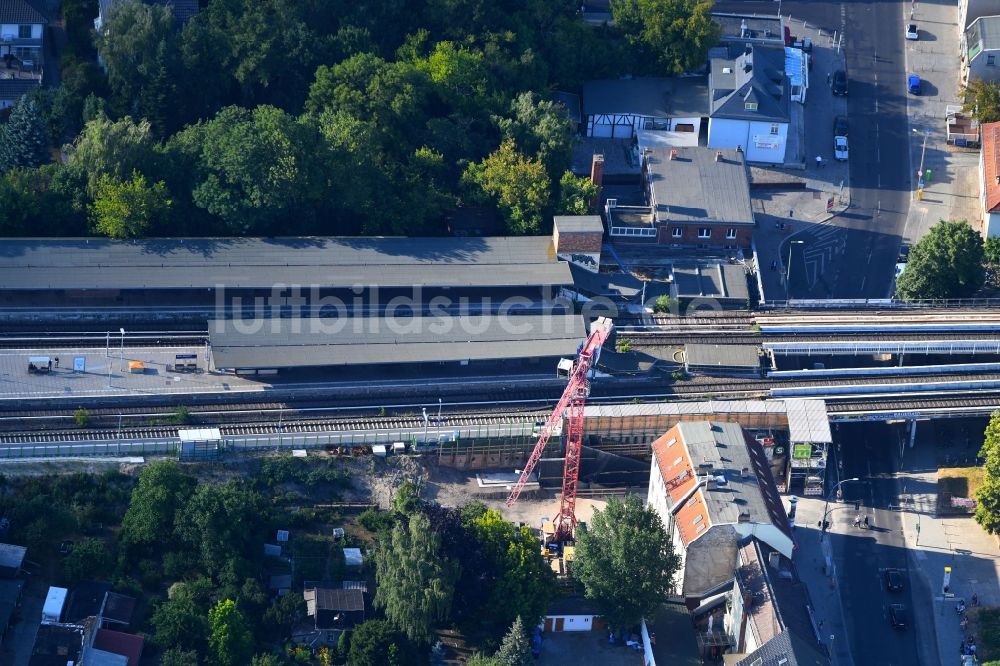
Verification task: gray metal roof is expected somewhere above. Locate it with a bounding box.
[585,399,789,418]
[306,587,364,612]
[713,12,784,44]
[674,421,791,538]
[582,77,711,118]
[0,543,26,571]
[968,15,1000,53]
[0,0,47,24]
[673,263,750,300]
[783,398,832,444]
[553,215,603,234]
[686,344,760,368]
[0,79,41,101]
[646,147,754,226]
[209,314,586,369]
[710,45,790,123]
[0,237,572,290]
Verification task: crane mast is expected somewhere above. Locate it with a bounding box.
[505,317,614,541]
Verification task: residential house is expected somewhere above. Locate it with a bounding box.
[28,622,86,666]
[961,0,1000,32]
[605,146,754,248]
[581,76,710,148]
[304,586,366,630]
[708,44,791,164]
[542,597,602,632]
[64,581,112,623]
[88,628,144,666]
[95,0,199,31]
[979,122,1000,237]
[647,421,793,610]
[964,15,1000,84]
[0,0,45,109]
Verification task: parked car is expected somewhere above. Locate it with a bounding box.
[833,115,849,136]
[908,73,922,95]
[884,568,904,592]
[906,24,919,40]
[834,135,849,161]
[832,69,848,95]
[889,603,908,629]
[897,245,910,264]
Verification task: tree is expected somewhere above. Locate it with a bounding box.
[495,616,533,666]
[374,512,458,643]
[73,408,91,428]
[496,93,576,180]
[976,411,1000,535]
[63,537,111,585]
[208,599,254,666]
[0,95,50,171]
[468,509,556,633]
[557,171,599,215]
[173,480,266,578]
[263,589,306,639]
[170,105,325,234]
[120,461,195,554]
[611,0,720,74]
[151,594,210,654]
[573,495,680,630]
[392,481,422,515]
[963,78,1000,124]
[463,139,551,235]
[347,619,417,666]
[160,648,201,666]
[895,220,985,300]
[250,655,283,666]
[67,114,159,194]
[985,236,1000,266]
[91,172,172,239]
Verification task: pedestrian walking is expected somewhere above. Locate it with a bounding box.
[770,260,777,271]
[816,155,825,168]
[973,593,979,606]
[853,514,861,528]
[863,515,869,528]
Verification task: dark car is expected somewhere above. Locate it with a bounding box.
[884,568,904,592]
[834,115,848,137]
[832,70,848,95]
[889,603,908,629]
[908,73,922,95]
[897,245,910,264]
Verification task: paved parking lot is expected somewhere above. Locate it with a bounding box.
[538,631,642,666]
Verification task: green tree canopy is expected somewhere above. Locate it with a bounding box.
[963,78,1000,124]
[169,105,325,234]
[346,619,418,666]
[67,114,159,194]
[611,0,720,74]
[573,495,680,630]
[173,480,266,578]
[557,171,599,215]
[120,461,196,554]
[985,236,1000,266]
[151,593,210,654]
[495,92,576,180]
[90,171,172,239]
[62,537,112,586]
[495,616,533,666]
[392,481,423,515]
[207,599,254,666]
[159,648,201,666]
[976,411,1000,535]
[0,95,50,170]
[895,220,985,300]
[374,512,458,643]
[462,139,550,235]
[468,508,556,632]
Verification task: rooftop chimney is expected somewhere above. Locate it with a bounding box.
[669,149,678,160]
[590,153,605,210]
[741,466,750,479]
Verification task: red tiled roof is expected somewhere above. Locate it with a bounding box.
[983,122,1000,213]
[651,426,697,505]
[93,629,143,666]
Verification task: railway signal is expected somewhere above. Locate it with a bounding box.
[505,317,614,542]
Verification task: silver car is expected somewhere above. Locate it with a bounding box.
[834,135,849,161]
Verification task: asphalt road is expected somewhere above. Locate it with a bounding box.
[717,0,911,299]
[834,423,924,665]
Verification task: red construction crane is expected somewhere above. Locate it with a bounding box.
[505,316,614,541]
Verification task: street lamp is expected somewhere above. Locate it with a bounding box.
[822,477,861,539]
[913,128,930,197]
[785,240,804,289]
[119,327,126,372]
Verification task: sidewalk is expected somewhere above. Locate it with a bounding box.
[786,495,856,666]
[899,434,1000,665]
[903,0,980,243]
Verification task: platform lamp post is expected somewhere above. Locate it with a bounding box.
[913,128,929,200]
[119,327,126,372]
[821,477,861,542]
[785,240,804,294]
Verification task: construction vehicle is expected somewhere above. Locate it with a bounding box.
[505,316,614,542]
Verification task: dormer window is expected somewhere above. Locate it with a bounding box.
[745,102,758,111]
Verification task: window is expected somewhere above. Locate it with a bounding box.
[672,227,682,238]
[698,228,711,239]
[17,25,31,39]
[696,523,707,533]
[726,228,737,239]
[666,437,677,447]
[990,55,997,66]
[745,102,758,111]
[673,456,684,466]
[693,514,703,525]
[770,123,779,135]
